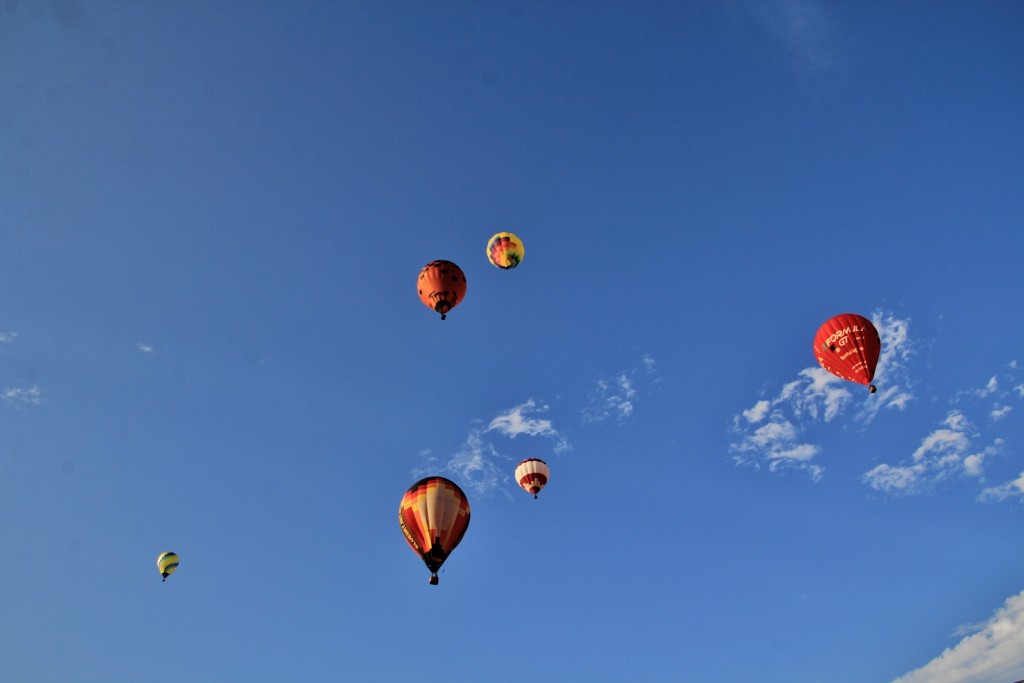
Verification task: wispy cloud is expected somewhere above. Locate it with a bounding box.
[0,332,16,345]
[979,470,1024,503]
[582,355,659,424]
[956,376,1000,402]
[744,0,834,69]
[2,386,43,406]
[137,342,154,354]
[730,311,913,480]
[486,399,567,451]
[416,355,659,495]
[417,399,570,497]
[863,411,1003,494]
[414,427,507,498]
[891,588,1024,683]
[857,312,916,423]
[991,405,1013,421]
[869,361,1022,497]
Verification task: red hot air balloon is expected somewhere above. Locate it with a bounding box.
[398,477,471,585]
[813,313,881,393]
[514,458,550,499]
[417,260,467,320]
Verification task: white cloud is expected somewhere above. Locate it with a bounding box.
[0,332,16,344]
[861,462,926,493]
[731,408,823,481]
[865,412,1004,494]
[771,443,819,462]
[1015,384,1024,398]
[446,431,506,497]
[956,376,1004,404]
[582,356,658,425]
[2,386,43,406]
[413,427,508,498]
[486,399,570,453]
[487,399,556,439]
[793,367,852,422]
[137,342,154,353]
[911,412,971,462]
[856,311,916,423]
[890,589,1024,683]
[742,400,771,424]
[991,405,1012,421]
[981,469,1024,503]
[420,399,571,496]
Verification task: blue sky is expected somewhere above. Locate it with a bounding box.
[1,1,1023,681]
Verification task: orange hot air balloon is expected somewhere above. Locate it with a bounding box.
[417,260,467,320]
[514,458,550,499]
[813,313,882,393]
[398,477,471,585]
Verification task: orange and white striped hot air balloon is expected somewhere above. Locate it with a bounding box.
[398,477,471,585]
[514,458,550,499]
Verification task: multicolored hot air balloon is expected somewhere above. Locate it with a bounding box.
[417,260,467,320]
[514,458,550,499]
[486,232,524,269]
[157,551,179,582]
[813,313,881,393]
[398,477,471,585]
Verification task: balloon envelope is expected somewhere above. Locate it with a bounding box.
[417,260,467,320]
[157,551,179,581]
[514,458,550,499]
[813,313,881,392]
[398,477,471,584]
[486,232,524,269]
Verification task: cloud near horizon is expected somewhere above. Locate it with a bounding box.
[891,588,1024,683]
[730,311,914,480]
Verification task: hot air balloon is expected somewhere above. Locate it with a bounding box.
[515,458,549,499]
[398,477,471,585]
[486,232,524,269]
[417,260,467,320]
[813,313,881,393]
[157,552,179,582]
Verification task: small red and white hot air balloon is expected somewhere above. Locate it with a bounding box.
[514,458,550,499]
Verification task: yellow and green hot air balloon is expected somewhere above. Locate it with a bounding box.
[486,232,524,269]
[157,552,179,582]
